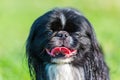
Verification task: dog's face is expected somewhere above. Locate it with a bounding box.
[26,8,109,80]
[26,8,95,64]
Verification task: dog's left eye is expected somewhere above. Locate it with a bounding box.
[74,32,81,37]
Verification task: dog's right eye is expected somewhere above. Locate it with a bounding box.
[47,31,53,36]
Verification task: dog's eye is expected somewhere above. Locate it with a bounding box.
[47,31,53,36]
[74,32,81,37]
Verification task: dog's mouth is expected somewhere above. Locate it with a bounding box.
[46,47,77,58]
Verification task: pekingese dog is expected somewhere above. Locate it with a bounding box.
[26,8,109,80]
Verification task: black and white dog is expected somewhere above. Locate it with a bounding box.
[26,8,109,80]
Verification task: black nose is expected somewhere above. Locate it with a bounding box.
[56,31,69,39]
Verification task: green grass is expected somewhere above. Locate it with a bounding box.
[0,0,120,80]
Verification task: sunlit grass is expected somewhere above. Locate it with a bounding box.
[0,0,120,80]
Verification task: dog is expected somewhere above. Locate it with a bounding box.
[26,8,109,80]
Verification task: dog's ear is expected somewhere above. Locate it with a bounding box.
[80,16,102,53]
[26,11,54,54]
[26,11,54,80]
[81,16,109,79]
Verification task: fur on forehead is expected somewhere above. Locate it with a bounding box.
[48,8,83,31]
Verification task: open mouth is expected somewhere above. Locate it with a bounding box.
[46,47,77,58]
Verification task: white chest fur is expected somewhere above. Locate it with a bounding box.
[45,64,85,80]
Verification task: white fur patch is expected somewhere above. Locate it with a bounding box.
[51,57,73,64]
[60,14,66,28]
[45,63,85,80]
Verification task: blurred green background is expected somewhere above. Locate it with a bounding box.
[0,0,120,80]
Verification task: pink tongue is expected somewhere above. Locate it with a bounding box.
[51,47,71,56]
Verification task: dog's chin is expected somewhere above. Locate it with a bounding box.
[45,46,77,64]
[51,57,74,64]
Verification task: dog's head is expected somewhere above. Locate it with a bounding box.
[26,8,99,64]
[26,8,109,80]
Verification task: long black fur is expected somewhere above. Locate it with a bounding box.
[26,8,109,80]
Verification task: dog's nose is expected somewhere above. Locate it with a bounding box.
[56,31,69,39]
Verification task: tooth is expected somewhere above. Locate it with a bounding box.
[56,53,59,55]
